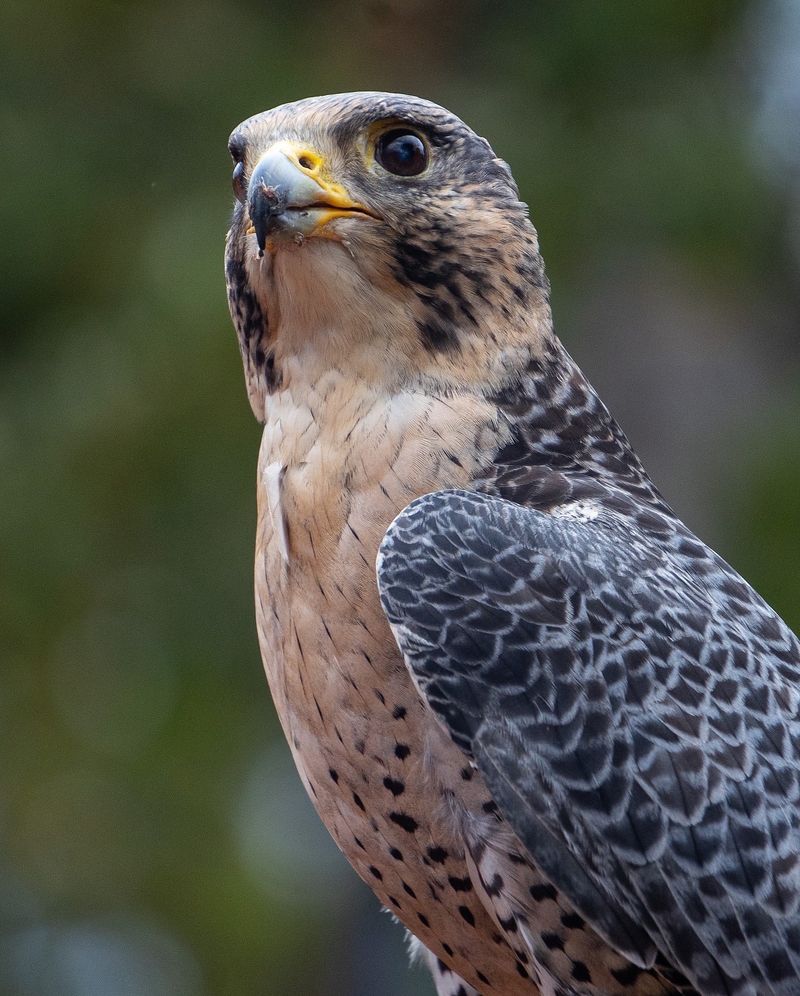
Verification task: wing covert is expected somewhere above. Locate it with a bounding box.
[377,488,800,996]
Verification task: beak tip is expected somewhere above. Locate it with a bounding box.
[249,178,286,253]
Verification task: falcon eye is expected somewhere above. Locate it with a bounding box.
[228,136,245,163]
[375,130,428,177]
[232,161,246,203]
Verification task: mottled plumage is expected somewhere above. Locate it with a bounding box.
[224,92,800,995]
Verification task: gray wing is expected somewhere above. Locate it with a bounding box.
[377,488,800,996]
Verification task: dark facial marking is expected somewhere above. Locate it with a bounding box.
[418,318,459,353]
[226,257,263,350]
[226,255,282,394]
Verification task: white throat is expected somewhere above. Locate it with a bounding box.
[246,236,416,384]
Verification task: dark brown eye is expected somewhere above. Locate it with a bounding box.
[232,161,246,203]
[375,130,428,176]
[228,135,245,163]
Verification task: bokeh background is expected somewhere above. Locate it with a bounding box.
[3,1,800,993]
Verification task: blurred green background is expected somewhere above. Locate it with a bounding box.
[2,0,800,993]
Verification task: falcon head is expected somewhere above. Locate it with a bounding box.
[225,92,551,419]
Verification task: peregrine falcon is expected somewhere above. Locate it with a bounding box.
[224,92,800,996]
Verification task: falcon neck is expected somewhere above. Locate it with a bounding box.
[486,336,665,500]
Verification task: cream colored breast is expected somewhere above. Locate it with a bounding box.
[250,372,560,994]
[252,368,504,763]
[259,370,502,576]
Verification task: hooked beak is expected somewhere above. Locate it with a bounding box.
[247,141,375,255]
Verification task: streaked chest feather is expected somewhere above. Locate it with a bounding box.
[254,370,504,728]
[250,371,690,995]
[252,372,549,991]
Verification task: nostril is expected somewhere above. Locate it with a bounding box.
[298,155,315,170]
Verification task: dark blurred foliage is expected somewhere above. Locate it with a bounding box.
[2,0,800,993]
